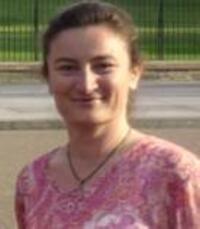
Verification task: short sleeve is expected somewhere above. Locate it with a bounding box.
[166,153,200,229]
[14,150,53,228]
[15,168,27,229]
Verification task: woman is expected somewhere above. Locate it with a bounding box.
[15,1,200,228]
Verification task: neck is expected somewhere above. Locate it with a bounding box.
[66,119,130,161]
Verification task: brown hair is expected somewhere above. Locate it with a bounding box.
[42,0,141,77]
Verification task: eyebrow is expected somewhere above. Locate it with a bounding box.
[91,55,116,62]
[55,57,77,64]
[54,55,116,65]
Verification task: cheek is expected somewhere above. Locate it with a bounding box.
[102,80,128,108]
[110,79,130,108]
[109,73,130,94]
[48,74,71,94]
[47,63,68,93]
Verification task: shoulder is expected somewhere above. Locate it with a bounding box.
[16,147,59,195]
[128,135,200,181]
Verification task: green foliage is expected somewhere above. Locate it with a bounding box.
[0,0,199,61]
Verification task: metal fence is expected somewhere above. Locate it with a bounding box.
[0,0,199,62]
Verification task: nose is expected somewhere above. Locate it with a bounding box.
[75,67,98,93]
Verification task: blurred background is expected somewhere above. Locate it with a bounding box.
[0,0,199,61]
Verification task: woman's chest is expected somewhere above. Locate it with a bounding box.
[24,165,168,229]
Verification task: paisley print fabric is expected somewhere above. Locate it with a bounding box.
[15,136,200,228]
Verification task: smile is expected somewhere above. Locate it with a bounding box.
[71,97,103,106]
[71,97,103,102]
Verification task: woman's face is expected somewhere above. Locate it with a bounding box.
[47,25,140,126]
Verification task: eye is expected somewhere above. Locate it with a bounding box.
[93,62,115,74]
[56,64,79,76]
[57,64,77,71]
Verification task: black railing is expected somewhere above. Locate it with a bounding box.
[0,0,199,61]
[33,0,39,61]
[157,0,164,60]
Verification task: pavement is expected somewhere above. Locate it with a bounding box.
[0,80,200,129]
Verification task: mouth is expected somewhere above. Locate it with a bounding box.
[71,97,103,104]
[72,96,103,101]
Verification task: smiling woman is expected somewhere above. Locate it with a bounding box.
[47,25,139,126]
[15,1,200,229]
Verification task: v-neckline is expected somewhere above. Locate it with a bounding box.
[43,134,148,196]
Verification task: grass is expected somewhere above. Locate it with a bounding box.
[0,0,199,61]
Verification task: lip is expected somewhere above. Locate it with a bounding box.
[71,97,103,101]
[71,97,103,106]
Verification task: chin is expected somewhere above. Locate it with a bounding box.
[63,113,113,126]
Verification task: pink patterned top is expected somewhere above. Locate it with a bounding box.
[15,136,200,229]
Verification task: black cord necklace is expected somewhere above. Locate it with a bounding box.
[67,129,131,189]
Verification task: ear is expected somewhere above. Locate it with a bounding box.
[129,65,142,90]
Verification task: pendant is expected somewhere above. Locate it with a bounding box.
[79,180,85,191]
[76,180,85,198]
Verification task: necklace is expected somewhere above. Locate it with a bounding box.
[67,129,131,189]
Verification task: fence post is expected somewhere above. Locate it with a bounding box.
[33,0,39,61]
[157,0,164,60]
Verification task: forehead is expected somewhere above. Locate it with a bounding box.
[48,25,129,60]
